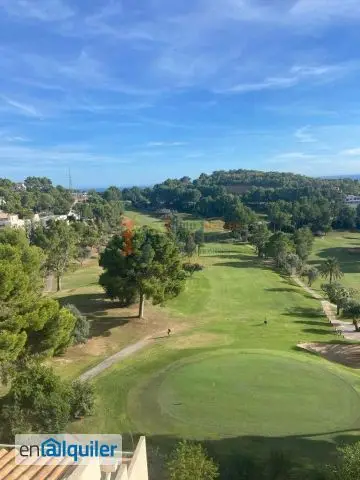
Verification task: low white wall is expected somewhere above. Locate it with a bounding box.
[66,461,102,480]
[127,437,148,480]
[115,464,129,480]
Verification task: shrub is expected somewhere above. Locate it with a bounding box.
[69,380,95,419]
[167,440,219,480]
[182,263,204,276]
[65,304,91,344]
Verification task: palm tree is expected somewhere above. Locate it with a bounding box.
[319,257,343,284]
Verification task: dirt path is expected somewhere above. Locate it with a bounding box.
[292,276,360,341]
[79,337,153,381]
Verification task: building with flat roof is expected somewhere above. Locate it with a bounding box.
[345,194,360,206]
[0,212,25,229]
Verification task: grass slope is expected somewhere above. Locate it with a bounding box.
[68,229,360,472]
[137,350,360,437]
[310,231,360,292]
[54,212,360,473]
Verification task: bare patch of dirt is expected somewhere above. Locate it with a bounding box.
[55,302,189,366]
[51,357,74,365]
[298,342,360,368]
[167,333,231,350]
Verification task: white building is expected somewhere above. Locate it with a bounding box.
[345,195,360,205]
[0,212,40,229]
[39,214,69,225]
[0,212,25,228]
[13,182,27,191]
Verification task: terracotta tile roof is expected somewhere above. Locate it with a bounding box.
[0,448,75,480]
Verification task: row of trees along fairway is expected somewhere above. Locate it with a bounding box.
[99,226,187,319]
[247,220,360,329]
[0,228,94,440]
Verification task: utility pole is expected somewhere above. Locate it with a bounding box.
[68,167,73,192]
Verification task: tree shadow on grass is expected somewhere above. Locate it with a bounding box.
[302,328,335,336]
[283,307,324,319]
[266,287,297,293]
[58,292,108,313]
[124,430,360,480]
[204,231,232,242]
[311,247,360,274]
[214,261,270,270]
[265,287,315,300]
[294,320,333,327]
[58,292,137,338]
[89,315,132,337]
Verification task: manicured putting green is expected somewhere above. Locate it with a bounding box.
[133,351,360,437]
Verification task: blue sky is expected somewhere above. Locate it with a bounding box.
[1,0,360,186]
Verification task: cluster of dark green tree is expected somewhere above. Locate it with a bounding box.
[123,179,249,221]
[198,169,360,192]
[1,362,94,440]
[199,170,360,232]
[0,176,73,217]
[99,226,187,318]
[121,170,360,234]
[0,228,94,440]
[165,213,205,254]
[249,223,315,274]
[74,187,124,233]
[164,439,360,480]
[265,199,360,233]
[30,218,103,291]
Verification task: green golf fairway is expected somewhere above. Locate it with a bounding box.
[131,351,360,438]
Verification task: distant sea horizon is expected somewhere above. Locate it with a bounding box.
[322,174,360,180]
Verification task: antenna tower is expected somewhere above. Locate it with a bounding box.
[68,167,73,192]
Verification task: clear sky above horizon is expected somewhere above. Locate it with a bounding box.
[1,0,360,187]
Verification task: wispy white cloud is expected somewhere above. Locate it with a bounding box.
[289,0,360,22]
[3,136,29,142]
[226,76,297,93]
[185,151,204,158]
[3,48,163,97]
[0,143,133,166]
[0,0,74,22]
[295,126,317,143]
[147,141,187,147]
[265,104,338,117]
[340,147,360,156]
[275,152,318,160]
[1,96,41,117]
[221,63,352,94]
[0,130,29,143]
